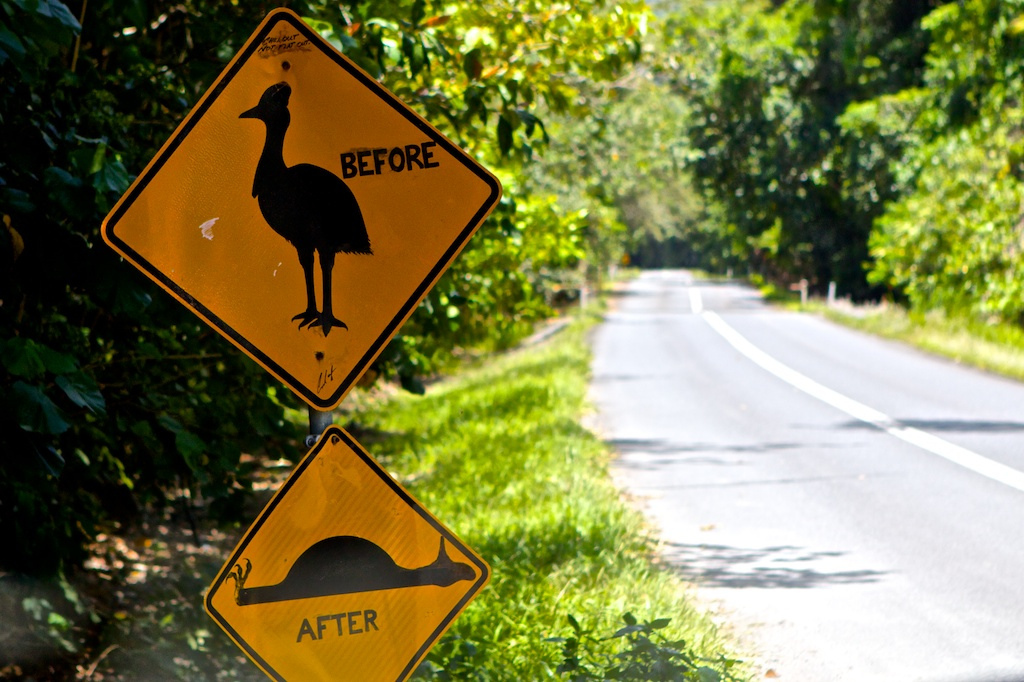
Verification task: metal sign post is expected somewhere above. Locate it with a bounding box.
[306,407,333,448]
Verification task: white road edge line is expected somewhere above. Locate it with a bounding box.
[701,308,1024,494]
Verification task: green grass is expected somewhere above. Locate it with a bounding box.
[812,302,1024,381]
[354,313,743,680]
[727,273,1024,380]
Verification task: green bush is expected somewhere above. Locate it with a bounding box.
[550,613,740,682]
[866,0,1024,322]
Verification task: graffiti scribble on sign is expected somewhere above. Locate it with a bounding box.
[257,32,312,58]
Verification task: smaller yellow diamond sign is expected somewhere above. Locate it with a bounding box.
[206,426,489,681]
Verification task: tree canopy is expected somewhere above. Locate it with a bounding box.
[655,0,1024,325]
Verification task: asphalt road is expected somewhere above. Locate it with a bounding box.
[589,270,1024,682]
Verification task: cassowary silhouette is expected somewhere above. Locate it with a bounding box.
[225,536,475,605]
[240,81,371,336]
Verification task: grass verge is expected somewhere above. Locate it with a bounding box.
[811,302,1024,382]
[354,312,742,680]
[743,270,1024,381]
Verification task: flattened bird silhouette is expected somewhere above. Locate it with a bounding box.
[225,536,475,605]
[240,82,372,336]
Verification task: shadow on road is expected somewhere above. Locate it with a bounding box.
[662,542,887,590]
[605,288,659,299]
[608,437,863,474]
[941,676,1024,682]
[837,418,1024,433]
[591,372,670,383]
[610,437,804,456]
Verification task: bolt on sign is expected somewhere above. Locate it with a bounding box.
[101,8,502,410]
[205,426,490,681]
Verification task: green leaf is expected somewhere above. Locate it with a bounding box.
[463,47,482,80]
[35,443,66,477]
[56,372,106,415]
[129,420,160,452]
[301,17,334,38]
[121,0,148,29]
[650,618,672,630]
[35,0,81,30]
[111,280,152,316]
[411,0,426,27]
[399,371,425,395]
[37,345,78,375]
[44,166,92,217]
[175,430,206,470]
[611,624,644,638]
[2,338,47,378]
[497,115,513,157]
[93,159,130,194]
[2,338,78,378]
[697,667,723,682]
[158,414,184,434]
[366,18,399,32]
[44,166,83,189]
[518,110,549,143]
[0,23,26,62]
[160,414,207,469]
[68,141,108,176]
[13,381,71,435]
[129,420,154,439]
[1,186,35,213]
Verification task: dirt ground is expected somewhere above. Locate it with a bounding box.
[1,455,298,681]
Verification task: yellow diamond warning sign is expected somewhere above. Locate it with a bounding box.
[205,426,490,681]
[101,8,501,410]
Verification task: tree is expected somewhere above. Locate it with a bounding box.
[663,0,940,296]
[866,0,1024,322]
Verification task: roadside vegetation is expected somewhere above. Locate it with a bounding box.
[758,281,1024,383]
[660,0,1024,325]
[813,302,1024,383]
[357,315,742,680]
[3,313,744,680]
